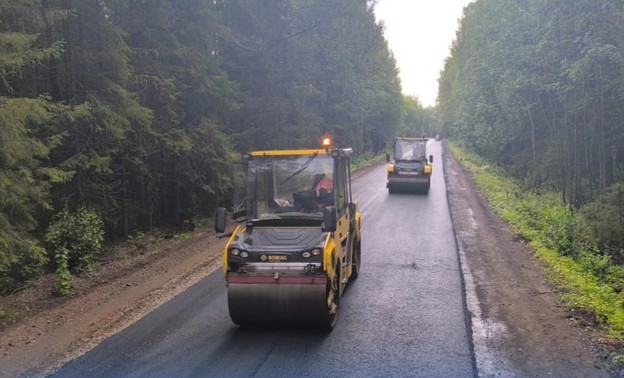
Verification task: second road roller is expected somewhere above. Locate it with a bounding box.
[215,138,362,329]
[387,136,433,194]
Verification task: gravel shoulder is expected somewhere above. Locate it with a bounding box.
[443,142,608,377]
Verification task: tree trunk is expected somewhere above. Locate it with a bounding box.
[527,105,537,190]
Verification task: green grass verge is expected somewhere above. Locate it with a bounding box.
[351,151,386,171]
[448,141,624,336]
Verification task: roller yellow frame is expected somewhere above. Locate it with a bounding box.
[215,146,361,329]
[387,137,433,194]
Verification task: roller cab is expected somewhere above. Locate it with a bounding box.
[387,137,433,194]
[215,144,361,329]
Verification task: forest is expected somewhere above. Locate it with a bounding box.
[0,0,440,294]
[439,0,624,210]
[439,0,624,336]
[7,0,624,311]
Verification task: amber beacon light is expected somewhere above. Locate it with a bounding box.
[321,136,333,148]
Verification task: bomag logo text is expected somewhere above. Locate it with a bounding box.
[261,254,288,262]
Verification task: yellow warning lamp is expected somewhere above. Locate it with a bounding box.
[321,136,333,149]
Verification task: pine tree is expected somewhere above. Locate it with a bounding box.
[0,0,71,293]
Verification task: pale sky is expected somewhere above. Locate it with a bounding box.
[374,1,474,107]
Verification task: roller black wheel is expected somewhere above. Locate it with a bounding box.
[423,182,431,194]
[325,263,340,330]
[350,240,361,280]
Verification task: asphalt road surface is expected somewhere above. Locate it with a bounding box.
[52,140,476,377]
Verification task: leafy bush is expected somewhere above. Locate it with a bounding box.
[54,246,72,296]
[0,238,48,296]
[576,183,624,256]
[45,207,105,293]
[606,264,624,294]
[541,204,578,257]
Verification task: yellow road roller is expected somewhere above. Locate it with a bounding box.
[387,137,433,194]
[215,140,361,329]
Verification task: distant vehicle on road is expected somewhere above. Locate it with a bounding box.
[386,137,433,194]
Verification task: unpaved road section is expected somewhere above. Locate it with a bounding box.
[0,144,611,377]
[443,145,607,377]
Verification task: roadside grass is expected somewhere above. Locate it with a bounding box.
[447,141,624,339]
[0,309,21,322]
[351,151,386,171]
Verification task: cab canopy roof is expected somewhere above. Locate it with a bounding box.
[248,148,353,158]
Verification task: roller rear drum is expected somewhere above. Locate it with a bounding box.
[227,275,337,328]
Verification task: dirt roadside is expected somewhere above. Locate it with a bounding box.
[0,229,227,377]
[443,143,611,377]
[0,147,616,377]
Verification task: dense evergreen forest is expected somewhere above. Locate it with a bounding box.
[1,0,440,293]
[438,0,624,304]
[439,0,624,207]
